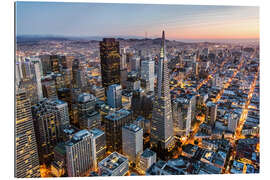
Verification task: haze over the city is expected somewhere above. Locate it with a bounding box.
[16,2,259,42]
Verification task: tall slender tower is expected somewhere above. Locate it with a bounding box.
[151,31,174,151]
[15,89,40,178]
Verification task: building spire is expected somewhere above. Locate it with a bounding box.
[160,30,165,58]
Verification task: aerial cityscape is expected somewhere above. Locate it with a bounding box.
[15,2,259,178]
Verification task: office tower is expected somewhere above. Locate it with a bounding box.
[50,55,61,73]
[172,99,184,136]
[126,71,141,91]
[89,85,105,100]
[98,152,129,176]
[122,124,143,164]
[32,98,63,164]
[28,58,43,100]
[131,57,140,72]
[206,101,218,127]
[69,88,82,126]
[151,31,175,150]
[66,55,74,70]
[41,76,58,100]
[141,60,155,92]
[58,55,68,70]
[77,93,101,130]
[51,99,70,128]
[107,84,122,109]
[15,89,41,178]
[141,91,154,120]
[100,38,121,89]
[21,58,32,79]
[104,109,133,152]
[66,130,94,177]
[131,88,145,119]
[89,128,106,171]
[172,97,195,136]
[120,69,128,89]
[139,148,157,173]
[72,59,87,90]
[53,73,65,89]
[57,88,72,116]
[19,79,39,106]
[120,48,127,70]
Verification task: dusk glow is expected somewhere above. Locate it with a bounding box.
[16,2,259,40]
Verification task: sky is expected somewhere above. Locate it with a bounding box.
[16,2,259,40]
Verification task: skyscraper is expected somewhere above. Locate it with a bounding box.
[15,89,41,178]
[151,31,174,151]
[141,60,155,92]
[72,59,87,90]
[107,84,122,109]
[100,38,121,89]
[66,130,94,177]
[31,58,43,100]
[131,56,140,72]
[122,124,143,164]
[77,93,101,130]
[89,128,106,171]
[104,109,133,152]
[41,76,58,100]
[32,98,64,164]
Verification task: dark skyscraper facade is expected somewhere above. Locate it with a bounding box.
[15,89,41,178]
[151,31,175,151]
[100,38,121,90]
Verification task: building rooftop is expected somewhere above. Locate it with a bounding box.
[98,152,128,172]
[66,129,92,146]
[141,148,156,158]
[53,143,66,156]
[89,128,104,138]
[105,109,131,121]
[122,124,142,133]
[77,93,96,103]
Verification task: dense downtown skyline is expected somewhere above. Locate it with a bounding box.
[16,2,259,41]
[15,1,260,178]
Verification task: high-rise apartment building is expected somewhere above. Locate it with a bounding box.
[15,89,41,178]
[100,38,121,89]
[151,31,175,150]
[122,124,143,164]
[107,84,122,109]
